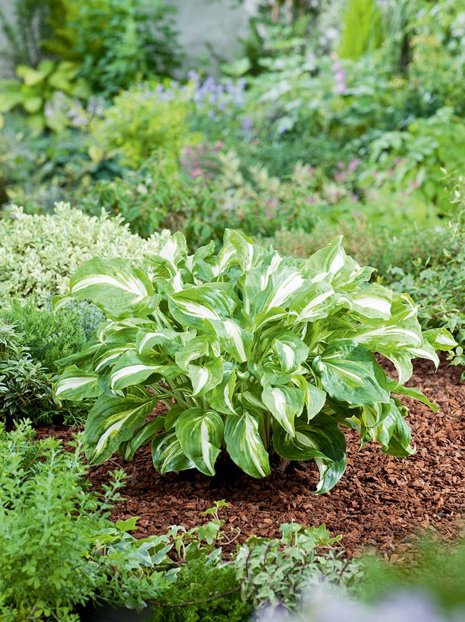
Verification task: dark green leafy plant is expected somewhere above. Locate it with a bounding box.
[0,300,95,372]
[43,0,182,96]
[0,422,122,621]
[54,230,453,492]
[0,323,57,422]
[0,321,90,425]
[150,553,251,622]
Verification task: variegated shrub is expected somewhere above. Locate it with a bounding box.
[54,231,455,493]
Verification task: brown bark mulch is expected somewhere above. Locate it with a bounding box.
[38,359,465,558]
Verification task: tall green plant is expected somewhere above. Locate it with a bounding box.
[338,0,384,60]
[54,231,454,492]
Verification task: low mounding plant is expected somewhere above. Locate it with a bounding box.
[0,203,167,305]
[54,231,454,493]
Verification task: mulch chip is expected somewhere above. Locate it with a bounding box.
[37,359,465,558]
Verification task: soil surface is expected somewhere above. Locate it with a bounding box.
[38,359,465,558]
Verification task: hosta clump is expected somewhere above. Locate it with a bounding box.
[54,231,454,493]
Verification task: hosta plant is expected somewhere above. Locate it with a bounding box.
[54,231,454,493]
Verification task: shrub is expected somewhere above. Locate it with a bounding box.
[0,203,165,304]
[79,156,220,241]
[0,300,99,372]
[90,83,197,168]
[0,421,181,619]
[268,219,453,279]
[388,219,465,372]
[0,422,116,620]
[150,553,252,622]
[55,230,453,492]
[0,320,89,425]
[0,323,57,422]
[44,0,182,96]
[236,523,362,613]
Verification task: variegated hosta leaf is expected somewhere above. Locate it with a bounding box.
[273,415,346,494]
[271,333,309,374]
[423,327,457,351]
[55,365,101,401]
[339,283,392,320]
[136,328,185,357]
[304,236,372,289]
[261,383,305,436]
[109,351,179,390]
[388,382,438,412]
[187,357,223,396]
[119,418,165,461]
[174,335,218,371]
[208,368,237,415]
[367,398,413,457]
[55,257,156,318]
[210,319,253,364]
[289,282,336,323]
[176,408,224,475]
[85,390,158,464]
[249,265,305,318]
[168,283,237,329]
[224,412,271,478]
[151,431,195,473]
[292,375,327,421]
[313,340,390,405]
[153,231,188,269]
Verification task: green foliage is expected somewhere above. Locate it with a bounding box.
[0,203,165,304]
[269,219,453,280]
[0,300,97,372]
[150,554,251,622]
[338,0,384,60]
[54,230,452,491]
[0,422,118,620]
[408,0,465,115]
[79,156,218,240]
[44,0,181,96]
[236,523,361,611]
[0,60,89,134]
[90,83,197,168]
[388,218,465,372]
[0,421,186,619]
[0,323,59,423]
[365,107,465,212]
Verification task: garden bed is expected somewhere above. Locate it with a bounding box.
[38,358,465,558]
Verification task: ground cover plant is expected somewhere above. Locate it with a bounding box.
[54,230,453,493]
[0,422,363,621]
